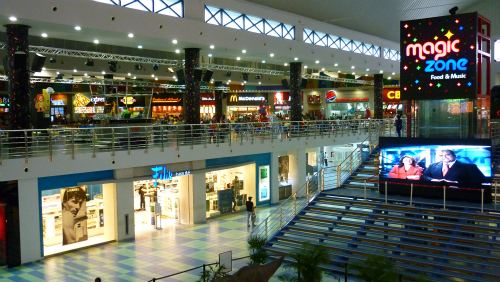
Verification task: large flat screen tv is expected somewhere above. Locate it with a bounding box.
[379,137,492,202]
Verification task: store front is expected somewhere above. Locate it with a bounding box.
[118,95,147,119]
[383,87,403,118]
[200,93,216,120]
[272,91,290,117]
[151,92,183,120]
[205,164,256,218]
[73,93,109,121]
[325,89,371,119]
[206,154,271,216]
[39,170,116,257]
[131,163,192,233]
[227,93,268,121]
[305,91,322,119]
[50,93,71,123]
[0,95,9,126]
[278,155,292,200]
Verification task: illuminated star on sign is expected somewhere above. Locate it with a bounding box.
[416,66,421,70]
[459,26,464,31]
[403,65,408,70]
[413,38,418,42]
[441,28,445,32]
[434,36,438,40]
[467,82,472,87]
[436,83,442,88]
[445,30,454,39]
[418,87,422,90]
[457,82,461,86]
[404,24,409,29]
[415,79,419,84]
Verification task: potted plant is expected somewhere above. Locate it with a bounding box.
[247,235,268,265]
[290,242,330,282]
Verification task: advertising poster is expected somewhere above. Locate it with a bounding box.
[259,165,270,202]
[278,155,290,182]
[61,187,88,245]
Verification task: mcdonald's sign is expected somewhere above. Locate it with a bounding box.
[229,94,238,103]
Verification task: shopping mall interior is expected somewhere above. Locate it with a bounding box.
[0,0,499,281]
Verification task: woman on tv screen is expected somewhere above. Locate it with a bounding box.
[388,155,423,180]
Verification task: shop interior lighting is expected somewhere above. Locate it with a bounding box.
[284,63,288,66]
[73,69,77,73]
[242,49,247,54]
[351,66,355,69]
[391,72,396,75]
[388,76,392,79]
[101,71,106,74]
[379,70,384,73]
[366,68,370,72]
[127,73,132,76]
[304,65,308,69]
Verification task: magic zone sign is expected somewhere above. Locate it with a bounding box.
[400,13,478,100]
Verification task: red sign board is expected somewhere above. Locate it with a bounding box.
[383,88,401,102]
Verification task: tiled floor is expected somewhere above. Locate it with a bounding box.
[0,206,279,282]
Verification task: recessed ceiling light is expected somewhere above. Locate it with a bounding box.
[155,77,158,81]
[379,70,384,74]
[137,45,143,49]
[258,81,262,85]
[269,53,274,57]
[284,63,288,66]
[337,70,341,73]
[175,49,180,54]
[334,63,338,67]
[128,33,134,38]
[172,39,178,44]
[315,60,320,64]
[242,49,247,54]
[173,75,177,79]
[73,69,77,73]
[42,67,46,71]
[133,76,137,79]
[56,71,60,75]
[388,76,392,79]
[351,66,355,69]
[84,73,88,77]
[41,33,48,38]
[208,53,213,57]
[352,72,356,75]
[127,73,131,76]
[321,68,325,71]
[74,26,81,31]
[392,72,396,75]
[261,60,266,63]
[151,74,155,78]
[236,57,241,61]
[93,39,100,44]
[209,44,215,49]
[8,16,17,22]
[101,71,106,75]
[294,57,298,61]
[228,80,231,83]
[304,65,308,69]
[366,68,370,72]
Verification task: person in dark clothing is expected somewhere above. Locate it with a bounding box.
[395,114,403,137]
[246,197,255,227]
[136,185,146,210]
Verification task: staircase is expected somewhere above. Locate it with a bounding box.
[265,152,500,282]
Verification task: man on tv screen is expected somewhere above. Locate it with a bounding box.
[422,149,486,185]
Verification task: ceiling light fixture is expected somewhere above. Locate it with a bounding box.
[284,63,288,66]
[175,49,180,54]
[351,66,355,69]
[84,73,88,77]
[366,68,370,72]
[93,39,99,44]
[172,39,178,44]
[269,53,275,57]
[315,60,320,64]
[73,69,77,73]
[334,63,338,67]
[137,45,143,49]
[8,16,17,22]
[388,76,392,79]
[209,44,215,49]
[41,32,48,38]
[127,73,131,76]
[294,57,298,61]
[101,71,106,75]
[392,72,396,75]
[128,33,134,38]
[242,49,247,54]
[133,76,137,79]
[258,81,262,85]
[321,68,325,71]
[304,65,308,69]
[208,53,213,57]
[236,57,241,61]
[74,26,81,31]
[379,70,384,74]
[167,67,174,73]
[261,60,266,63]
[42,67,46,71]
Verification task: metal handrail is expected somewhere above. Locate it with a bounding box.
[0,119,391,162]
[250,125,381,241]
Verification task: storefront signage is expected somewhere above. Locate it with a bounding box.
[90,97,106,104]
[401,13,477,100]
[151,165,191,181]
[152,97,182,104]
[326,90,337,103]
[0,96,9,107]
[383,88,401,102]
[228,94,266,105]
[120,97,136,105]
[74,106,105,114]
[274,92,290,105]
[307,95,320,105]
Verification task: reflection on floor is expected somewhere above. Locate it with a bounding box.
[0,206,277,282]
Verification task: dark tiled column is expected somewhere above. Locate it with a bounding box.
[289,62,302,121]
[5,24,31,130]
[373,74,383,120]
[183,48,200,124]
[214,81,223,121]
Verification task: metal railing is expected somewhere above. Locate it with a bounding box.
[0,119,389,163]
[251,131,380,241]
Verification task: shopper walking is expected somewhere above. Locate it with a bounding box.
[395,114,403,137]
[246,197,255,228]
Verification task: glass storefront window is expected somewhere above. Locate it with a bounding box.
[326,102,369,119]
[205,164,255,218]
[134,178,181,227]
[416,99,471,138]
[41,184,109,256]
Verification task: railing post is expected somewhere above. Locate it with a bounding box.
[190,124,194,148]
[111,128,115,157]
[337,165,341,188]
[443,186,446,210]
[385,181,388,204]
[265,218,268,239]
[481,189,484,213]
[71,129,75,160]
[280,207,283,228]
[495,181,497,207]
[24,131,28,163]
[364,180,367,199]
[48,130,53,162]
[293,194,297,215]
[410,183,413,207]
[202,264,206,282]
[349,154,353,174]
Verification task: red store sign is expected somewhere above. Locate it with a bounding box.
[383,88,401,102]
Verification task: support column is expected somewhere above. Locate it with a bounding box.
[191,160,206,224]
[17,178,42,264]
[290,149,307,197]
[184,48,201,124]
[114,168,135,241]
[271,152,282,204]
[214,81,223,121]
[4,24,31,130]
[373,74,383,120]
[289,62,303,121]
